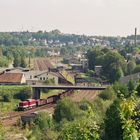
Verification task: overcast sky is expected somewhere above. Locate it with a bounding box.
[0,0,140,36]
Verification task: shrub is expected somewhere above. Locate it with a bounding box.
[58,119,100,140]
[53,98,80,123]
[0,86,32,101]
[99,87,115,100]
[79,100,93,111]
[113,82,129,98]
[34,112,53,130]
[14,88,32,101]
[2,93,12,102]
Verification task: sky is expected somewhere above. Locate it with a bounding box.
[0,0,140,36]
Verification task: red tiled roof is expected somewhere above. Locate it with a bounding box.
[0,73,23,83]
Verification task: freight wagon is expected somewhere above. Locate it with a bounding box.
[18,90,73,111]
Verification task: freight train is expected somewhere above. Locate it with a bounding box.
[18,90,73,111]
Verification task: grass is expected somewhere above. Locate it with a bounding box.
[0,99,20,115]
[0,85,31,114]
[41,90,64,99]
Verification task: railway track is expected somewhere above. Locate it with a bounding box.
[70,90,99,102]
[34,58,54,71]
[1,90,99,126]
[1,104,55,126]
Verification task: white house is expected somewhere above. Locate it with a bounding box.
[35,71,59,85]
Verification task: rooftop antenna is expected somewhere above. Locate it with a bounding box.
[135,27,137,47]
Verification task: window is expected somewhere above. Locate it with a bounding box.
[40,77,42,80]
[43,77,45,80]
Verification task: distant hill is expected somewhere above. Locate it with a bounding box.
[0,30,137,47]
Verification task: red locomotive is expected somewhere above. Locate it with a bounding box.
[18,90,73,111]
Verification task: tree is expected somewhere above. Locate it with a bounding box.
[34,112,53,130]
[53,98,80,123]
[99,86,116,100]
[0,47,3,56]
[127,60,136,74]
[133,65,140,73]
[113,82,129,98]
[119,98,139,140]
[136,84,140,96]
[0,56,9,67]
[20,56,27,68]
[13,54,21,67]
[87,49,127,82]
[60,47,68,56]
[104,100,122,140]
[87,48,104,70]
[101,52,126,82]
[58,119,100,140]
[127,79,136,95]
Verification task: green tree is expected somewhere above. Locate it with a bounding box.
[58,119,100,140]
[119,98,139,140]
[113,82,129,98]
[133,65,140,73]
[127,60,136,74]
[34,112,53,130]
[127,79,136,95]
[104,100,122,140]
[13,54,21,67]
[136,84,140,96]
[20,56,27,68]
[53,98,80,123]
[60,47,68,56]
[87,48,103,70]
[87,49,127,82]
[99,86,116,100]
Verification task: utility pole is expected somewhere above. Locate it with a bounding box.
[135,27,137,47]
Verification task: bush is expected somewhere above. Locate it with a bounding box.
[99,87,115,100]
[58,119,100,140]
[2,93,12,102]
[34,112,53,130]
[14,88,31,101]
[113,82,129,98]
[86,70,95,77]
[0,86,32,101]
[53,98,80,123]
[79,100,93,111]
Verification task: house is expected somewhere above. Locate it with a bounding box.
[6,69,72,85]
[23,70,60,85]
[35,71,59,85]
[0,73,26,85]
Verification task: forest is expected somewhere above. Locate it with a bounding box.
[0,30,135,47]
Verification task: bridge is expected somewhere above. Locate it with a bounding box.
[32,85,107,99]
